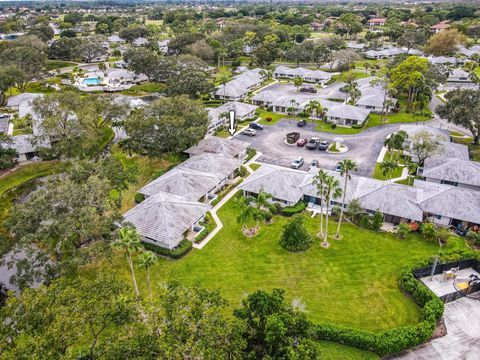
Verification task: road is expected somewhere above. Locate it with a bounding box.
[236,119,403,177]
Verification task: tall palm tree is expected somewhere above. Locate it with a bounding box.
[236,195,254,233]
[405,160,418,186]
[384,130,407,159]
[293,76,304,91]
[322,175,342,247]
[138,251,157,299]
[335,159,358,239]
[312,169,328,237]
[287,99,299,115]
[380,159,399,181]
[304,100,320,121]
[345,81,361,105]
[218,73,230,104]
[114,226,144,300]
[254,190,273,229]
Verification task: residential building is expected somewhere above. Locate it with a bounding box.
[185,136,249,159]
[207,101,258,133]
[430,21,451,33]
[447,69,472,83]
[214,68,264,101]
[240,164,480,227]
[420,157,480,192]
[273,65,332,84]
[367,18,387,27]
[123,191,211,250]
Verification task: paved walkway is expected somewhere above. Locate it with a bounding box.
[395,296,480,360]
[388,166,409,183]
[193,152,262,250]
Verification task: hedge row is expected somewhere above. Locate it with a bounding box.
[143,239,192,259]
[313,264,444,357]
[211,179,243,207]
[282,201,306,216]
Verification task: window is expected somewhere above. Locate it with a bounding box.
[435,214,442,220]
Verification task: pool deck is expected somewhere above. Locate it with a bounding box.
[420,267,480,297]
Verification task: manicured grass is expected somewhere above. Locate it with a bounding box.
[330,71,369,82]
[111,145,184,212]
[145,19,163,26]
[257,110,302,125]
[308,31,334,39]
[121,82,165,95]
[99,194,466,331]
[249,163,261,171]
[315,122,361,134]
[372,162,404,180]
[317,341,378,359]
[214,67,233,86]
[46,60,77,71]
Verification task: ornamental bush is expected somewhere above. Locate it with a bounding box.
[279,215,312,252]
[282,201,306,216]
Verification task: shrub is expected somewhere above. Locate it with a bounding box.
[359,211,383,231]
[330,123,337,129]
[134,193,145,204]
[421,222,437,242]
[466,230,480,246]
[282,201,306,216]
[235,165,248,178]
[245,148,257,162]
[263,211,273,222]
[266,116,272,122]
[279,215,313,252]
[143,239,192,259]
[397,223,411,239]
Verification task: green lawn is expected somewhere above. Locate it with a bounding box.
[120,82,165,95]
[372,162,404,180]
[214,67,233,86]
[249,163,261,171]
[46,60,77,71]
[99,194,466,332]
[111,145,184,212]
[452,137,480,161]
[257,110,302,125]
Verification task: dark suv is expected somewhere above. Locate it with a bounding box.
[297,119,307,127]
[249,122,264,130]
[305,137,320,150]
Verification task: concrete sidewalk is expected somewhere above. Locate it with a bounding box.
[193,152,262,250]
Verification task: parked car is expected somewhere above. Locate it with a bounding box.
[306,137,320,150]
[297,138,308,147]
[291,157,304,169]
[309,159,319,169]
[297,119,307,127]
[335,162,343,172]
[242,128,256,136]
[249,122,263,130]
[318,141,330,151]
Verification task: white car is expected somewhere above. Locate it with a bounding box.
[242,128,257,136]
[291,157,304,169]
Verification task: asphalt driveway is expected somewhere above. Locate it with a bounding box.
[235,119,401,176]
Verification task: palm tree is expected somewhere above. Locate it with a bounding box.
[312,169,328,238]
[293,76,304,91]
[380,159,399,181]
[114,226,144,300]
[253,190,273,229]
[259,69,273,82]
[384,130,407,159]
[218,73,230,104]
[304,100,320,121]
[287,99,299,115]
[345,81,361,105]
[322,175,342,247]
[237,195,254,233]
[363,61,371,75]
[406,160,418,186]
[335,159,358,239]
[138,251,157,299]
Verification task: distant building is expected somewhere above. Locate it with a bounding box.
[367,18,387,27]
[430,21,451,33]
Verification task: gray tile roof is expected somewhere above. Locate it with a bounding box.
[239,164,306,204]
[177,153,242,179]
[185,136,249,158]
[423,157,480,187]
[6,93,43,108]
[138,167,223,200]
[326,103,371,122]
[123,191,210,248]
[273,65,332,81]
[215,68,264,98]
[415,181,480,224]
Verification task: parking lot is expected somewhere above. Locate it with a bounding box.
[235,119,398,176]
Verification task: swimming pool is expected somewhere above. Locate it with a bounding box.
[83,77,101,86]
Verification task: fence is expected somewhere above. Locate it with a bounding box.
[412,258,480,303]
